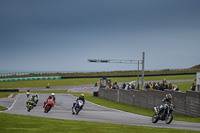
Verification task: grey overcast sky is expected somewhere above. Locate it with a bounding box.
[0,0,200,72]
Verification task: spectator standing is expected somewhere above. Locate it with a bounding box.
[157,82,161,87]
[155,84,160,90]
[130,83,135,89]
[160,83,164,91]
[191,83,196,91]
[163,78,167,83]
[116,84,119,89]
[146,83,150,90]
[143,83,147,90]
[112,83,116,89]
[121,83,126,89]
[149,82,153,89]
[163,83,168,90]
[125,83,130,90]
[137,84,140,90]
[173,84,180,92]
[168,82,172,90]
[153,82,156,89]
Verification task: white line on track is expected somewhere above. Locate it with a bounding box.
[0,94,20,112]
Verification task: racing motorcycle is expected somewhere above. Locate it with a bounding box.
[72,100,84,115]
[26,100,34,112]
[26,91,30,98]
[33,96,39,106]
[152,103,175,124]
[44,99,54,113]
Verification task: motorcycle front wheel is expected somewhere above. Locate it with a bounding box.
[75,107,80,115]
[165,114,173,124]
[27,106,31,112]
[152,113,159,123]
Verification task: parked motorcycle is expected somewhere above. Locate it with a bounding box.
[152,103,175,124]
[26,100,34,112]
[72,100,84,115]
[44,99,54,113]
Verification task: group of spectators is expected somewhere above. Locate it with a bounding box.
[121,82,137,90]
[143,81,180,91]
[105,79,197,92]
[108,80,179,91]
[107,81,136,90]
[107,81,119,89]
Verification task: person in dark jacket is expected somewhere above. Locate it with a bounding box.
[168,82,172,90]
[191,83,196,91]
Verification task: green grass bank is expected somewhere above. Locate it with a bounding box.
[0,113,199,133]
[0,74,196,90]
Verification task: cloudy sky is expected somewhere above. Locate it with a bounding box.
[0,0,200,72]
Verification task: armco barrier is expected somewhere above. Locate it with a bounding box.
[0,76,61,82]
[99,88,200,117]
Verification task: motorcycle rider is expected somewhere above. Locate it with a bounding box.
[46,83,50,88]
[26,89,30,98]
[157,94,172,114]
[72,94,85,109]
[34,93,39,104]
[43,93,56,108]
[30,94,38,106]
[26,99,34,108]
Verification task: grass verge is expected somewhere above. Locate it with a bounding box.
[0,92,19,98]
[0,113,199,133]
[0,106,7,111]
[71,92,200,123]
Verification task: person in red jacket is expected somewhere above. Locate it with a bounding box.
[43,93,56,108]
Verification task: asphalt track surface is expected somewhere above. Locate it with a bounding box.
[2,93,200,131]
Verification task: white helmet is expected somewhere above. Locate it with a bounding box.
[51,93,55,96]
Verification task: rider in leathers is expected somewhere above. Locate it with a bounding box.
[72,94,85,109]
[159,94,172,114]
[43,93,56,108]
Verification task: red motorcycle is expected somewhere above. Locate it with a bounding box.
[44,99,54,113]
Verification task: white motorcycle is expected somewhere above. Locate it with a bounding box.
[26,91,30,98]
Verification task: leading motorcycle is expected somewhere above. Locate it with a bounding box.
[72,100,84,115]
[152,103,175,124]
[44,99,54,113]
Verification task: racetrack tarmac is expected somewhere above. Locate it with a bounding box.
[3,93,200,131]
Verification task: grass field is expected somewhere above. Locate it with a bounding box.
[0,74,196,89]
[0,113,199,133]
